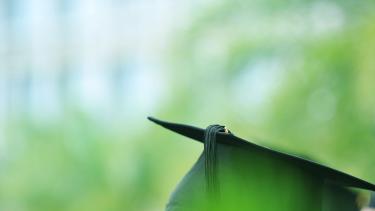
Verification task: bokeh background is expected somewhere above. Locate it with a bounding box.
[1,0,375,210]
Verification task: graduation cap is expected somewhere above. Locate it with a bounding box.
[148,117,375,211]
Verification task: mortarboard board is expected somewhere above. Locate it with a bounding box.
[148,117,375,211]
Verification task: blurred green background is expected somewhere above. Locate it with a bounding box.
[1,0,375,210]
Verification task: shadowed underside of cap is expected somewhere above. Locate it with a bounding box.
[166,143,324,211]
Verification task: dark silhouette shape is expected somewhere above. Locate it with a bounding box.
[149,117,375,211]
